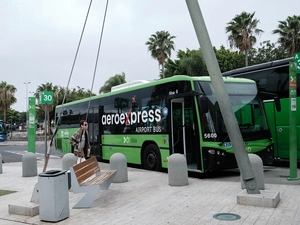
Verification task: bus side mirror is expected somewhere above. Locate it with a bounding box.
[274,96,281,112]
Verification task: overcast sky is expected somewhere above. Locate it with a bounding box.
[1,0,298,112]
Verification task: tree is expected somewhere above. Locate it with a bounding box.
[272,15,300,57]
[4,108,20,129]
[225,11,263,66]
[164,46,245,76]
[164,48,207,77]
[99,72,126,94]
[214,46,245,72]
[179,49,208,77]
[0,81,17,122]
[145,30,176,78]
[247,40,289,65]
[57,86,95,104]
[164,58,184,78]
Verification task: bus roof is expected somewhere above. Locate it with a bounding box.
[111,80,151,91]
[57,75,255,108]
[196,76,255,83]
[222,57,293,77]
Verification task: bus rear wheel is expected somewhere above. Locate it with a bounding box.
[143,144,161,171]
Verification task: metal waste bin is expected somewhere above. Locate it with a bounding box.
[38,170,69,222]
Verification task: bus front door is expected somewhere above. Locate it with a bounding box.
[171,97,200,171]
[171,98,186,157]
[89,107,101,158]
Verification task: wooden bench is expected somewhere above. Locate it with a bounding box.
[70,156,117,209]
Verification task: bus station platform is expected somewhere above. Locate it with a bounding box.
[1,156,300,224]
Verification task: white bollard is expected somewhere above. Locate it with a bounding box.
[22,152,37,177]
[62,153,76,170]
[168,153,189,186]
[110,153,128,183]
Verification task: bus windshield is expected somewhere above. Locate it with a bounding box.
[195,81,270,142]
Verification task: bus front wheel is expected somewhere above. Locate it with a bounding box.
[143,144,161,171]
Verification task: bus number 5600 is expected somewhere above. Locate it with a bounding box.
[204,133,217,139]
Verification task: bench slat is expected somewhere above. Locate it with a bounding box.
[73,157,100,184]
[73,157,99,173]
[72,156,116,186]
[81,170,117,186]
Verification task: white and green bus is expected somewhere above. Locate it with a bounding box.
[54,75,274,173]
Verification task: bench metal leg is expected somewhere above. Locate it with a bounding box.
[73,185,100,209]
[100,173,117,190]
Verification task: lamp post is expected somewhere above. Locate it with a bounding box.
[24,82,31,126]
[10,116,12,139]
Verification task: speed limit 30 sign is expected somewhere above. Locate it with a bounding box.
[39,91,54,104]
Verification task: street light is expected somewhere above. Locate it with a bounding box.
[24,82,31,125]
[10,116,12,139]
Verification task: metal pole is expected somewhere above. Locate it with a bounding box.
[185,0,260,194]
[288,62,299,180]
[24,82,31,126]
[44,106,48,159]
[10,117,12,139]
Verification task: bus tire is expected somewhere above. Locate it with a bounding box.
[143,144,161,171]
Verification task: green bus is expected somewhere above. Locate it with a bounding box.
[223,57,298,162]
[54,75,274,172]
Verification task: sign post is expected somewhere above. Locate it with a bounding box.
[28,97,36,153]
[39,92,54,160]
[288,55,299,180]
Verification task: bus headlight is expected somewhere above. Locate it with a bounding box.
[208,149,215,154]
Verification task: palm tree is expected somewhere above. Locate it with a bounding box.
[145,30,176,78]
[0,81,17,122]
[99,72,126,94]
[225,12,263,66]
[272,15,300,57]
[56,86,95,105]
[35,82,59,135]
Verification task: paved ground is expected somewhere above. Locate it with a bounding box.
[1,151,300,224]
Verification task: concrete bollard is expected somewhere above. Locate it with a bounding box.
[0,154,2,174]
[168,153,189,186]
[110,153,128,183]
[62,153,76,190]
[62,153,77,170]
[241,154,265,190]
[22,152,37,177]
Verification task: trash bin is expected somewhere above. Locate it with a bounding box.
[38,170,69,222]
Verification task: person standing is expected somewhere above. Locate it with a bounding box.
[69,120,91,163]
